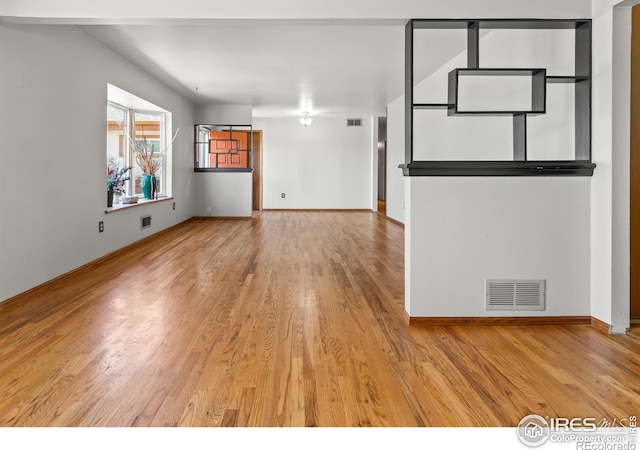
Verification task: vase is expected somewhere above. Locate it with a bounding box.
[107,190,114,207]
[141,174,157,200]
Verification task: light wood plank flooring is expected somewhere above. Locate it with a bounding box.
[0,212,638,426]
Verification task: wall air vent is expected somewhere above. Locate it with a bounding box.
[141,215,151,230]
[347,119,362,127]
[485,279,545,311]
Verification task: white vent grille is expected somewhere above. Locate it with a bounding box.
[485,279,545,311]
[347,118,362,127]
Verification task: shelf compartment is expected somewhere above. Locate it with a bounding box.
[448,68,546,116]
[413,109,514,161]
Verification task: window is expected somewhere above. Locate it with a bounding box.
[131,111,165,195]
[106,84,173,200]
[194,124,253,171]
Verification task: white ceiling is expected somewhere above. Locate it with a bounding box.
[0,0,591,116]
[81,23,408,118]
[6,0,591,120]
[81,22,479,119]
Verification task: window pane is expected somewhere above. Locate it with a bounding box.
[107,105,126,171]
[133,112,163,196]
[196,125,211,168]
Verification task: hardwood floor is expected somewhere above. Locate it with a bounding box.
[0,211,638,426]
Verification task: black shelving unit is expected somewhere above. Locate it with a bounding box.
[401,19,595,177]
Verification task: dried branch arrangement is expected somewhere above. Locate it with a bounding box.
[128,128,179,175]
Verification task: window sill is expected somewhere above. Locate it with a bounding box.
[105,196,173,214]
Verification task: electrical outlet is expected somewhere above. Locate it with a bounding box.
[172,202,176,210]
[98,221,104,233]
[206,207,212,213]
[281,193,286,198]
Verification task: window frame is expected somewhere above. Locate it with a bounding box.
[107,101,171,197]
[131,108,168,196]
[193,124,254,172]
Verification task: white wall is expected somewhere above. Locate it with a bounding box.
[385,96,405,223]
[254,116,373,210]
[590,0,636,333]
[195,104,252,125]
[396,18,593,319]
[390,0,633,328]
[406,178,591,317]
[591,1,616,329]
[193,172,253,217]
[192,104,254,218]
[0,24,195,302]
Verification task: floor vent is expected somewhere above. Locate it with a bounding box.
[141,215,152,230]
[485,279,545,311]
[347,118,362,127]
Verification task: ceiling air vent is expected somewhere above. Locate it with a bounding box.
[347,118,362,127]
[485,279,545,311]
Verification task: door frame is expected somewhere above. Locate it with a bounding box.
[252,130,263,211]
[630,4,640,321]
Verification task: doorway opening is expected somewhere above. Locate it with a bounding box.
[377,116,387,215]
[252,130,263,211]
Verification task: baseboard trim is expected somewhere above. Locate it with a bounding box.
[407,316,593,326]
[380,215,405,228]
[193,216,252,220]
[590,317,611,335]
[262,209,371,212]
[1,218,196,308]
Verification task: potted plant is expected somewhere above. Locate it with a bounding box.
[107,157,132,207]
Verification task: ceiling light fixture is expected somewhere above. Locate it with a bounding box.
[299,112,313,127]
